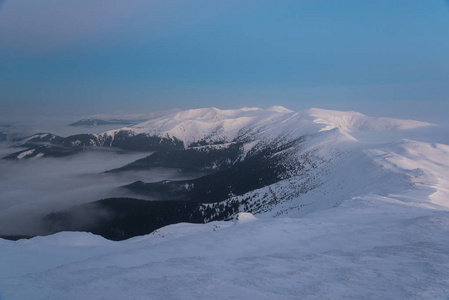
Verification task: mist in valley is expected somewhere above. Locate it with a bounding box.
[0,117,132,140]
[0,143,199,236]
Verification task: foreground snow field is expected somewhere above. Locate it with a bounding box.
[1,195,449,299]
[1,107,449,299]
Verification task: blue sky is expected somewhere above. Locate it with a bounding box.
[1,0,449,122]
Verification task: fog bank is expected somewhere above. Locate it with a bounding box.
[0,147,197,236]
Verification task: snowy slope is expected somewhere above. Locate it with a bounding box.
[1,107,448,299]
[100,106,431,148]
[1,196,449,299]
[307,108,431,133]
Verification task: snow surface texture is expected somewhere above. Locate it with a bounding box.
[1,106,449,299]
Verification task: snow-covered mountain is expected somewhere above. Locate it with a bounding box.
[68,118,135,127]
[1,106,449,299]
[68,109,182,127]
[4,106,431,159]
[15,106,440,241]
[98,105,431,149]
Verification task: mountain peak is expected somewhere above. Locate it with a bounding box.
[306,107,432,134]
[266,106,294,113]
[101,106,434,149]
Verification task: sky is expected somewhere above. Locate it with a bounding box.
[0,0,449,123]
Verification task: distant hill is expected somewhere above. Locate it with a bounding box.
[69,119,135,126]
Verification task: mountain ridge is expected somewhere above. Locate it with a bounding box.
[3,106,432,160]
[25,106,443,241]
